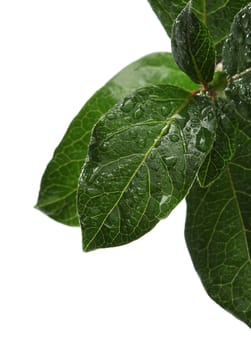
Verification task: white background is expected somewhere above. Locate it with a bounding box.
[1,0,251,349]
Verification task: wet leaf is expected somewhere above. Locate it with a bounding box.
[35,52,197,226]
[77,85,216,251]
[171,2,215,84]
[185,100,251,328]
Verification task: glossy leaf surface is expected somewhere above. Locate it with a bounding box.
[171,2,215,83]
[78,85,216,251]
[148,0,250,59]
[185,101,251,327]
[186,2,251,327]
[223,3,251,76]
[198,98,238,187]
[36,52,197,226]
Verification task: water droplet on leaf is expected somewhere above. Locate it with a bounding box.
[175,114,186,128]
[246,34,251,45]
[159,195,171,218]
[129,128,138,139]
[101,141,109,151]
[169,134,179,142]
[121,98,135,113]
[138,138,146,147]
[196,128,211,153]
[135,108,143,118]
[164,156,177,168]
[241,13,249,29]
[161,106,168,115]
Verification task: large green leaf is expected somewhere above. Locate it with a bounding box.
[147,0,250,59]
[78,85,216,251]
[223,3,251,76]
[171,2,215,84]
[187,5,251,326]
[185,100,251,327]
[197,98,238,187]
[35,52,198,226]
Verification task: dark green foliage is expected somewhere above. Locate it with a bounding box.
[185,105,251,326]
[35,53,197,226]
[171,2,215,83]
[36,1,251,329]
[77,85,216,251]
[186,2,251,328]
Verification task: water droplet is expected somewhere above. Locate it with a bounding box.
[103,222,113,230]
[100,141,109,151]
[196,136,207,152]
[224,37,230,46]
[94,179,100,186]
[137,192,145,197]
[159,195,172,218]
[246,34,251,45]
[246,53,251,63]
[92,167,99,175]
[160,195,170,206]
[242,13,249,29]
[133,193,139,201]
[147,129,154,137]
[202,106,215,122]
[106,111,115,121]
[121,97,135,113]
[164,156,177,168]
[125,218,133,226]
[196,128,211,153]
[87,186,98,195]
[129,128,138,139]
[161,106,168,115]
[135,108,143,118]
[138,138,146,147]
[169,134,179,142]
[189,111,201,128]
[175,114,186,128]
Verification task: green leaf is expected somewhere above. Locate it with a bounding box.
[148,0,250,59]
[35,52,198,226]
[77,85,216,251]
[171,2,215,84]
[198,98,238,187]
[223,3,251,77]
[185,101,251,327]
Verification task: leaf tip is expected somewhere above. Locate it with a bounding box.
[82,238,94,252]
